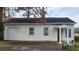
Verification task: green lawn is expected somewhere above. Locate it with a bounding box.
[63,36,79,51]
[63,42,79,51]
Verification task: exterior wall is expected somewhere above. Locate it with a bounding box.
[4,24,74,43]
[4,24,58,41]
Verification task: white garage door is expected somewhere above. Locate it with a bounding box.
[7,27,19,40]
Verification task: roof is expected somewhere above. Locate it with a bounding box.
[5,18,76,24]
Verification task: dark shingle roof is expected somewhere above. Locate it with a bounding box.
[5,18,76,24]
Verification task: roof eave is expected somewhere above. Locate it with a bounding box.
[4,22,75,25]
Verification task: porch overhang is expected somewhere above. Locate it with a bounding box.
[54,25,74,45]
[54,25,73,28]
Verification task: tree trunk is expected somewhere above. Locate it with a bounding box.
[27,7,30,18]
[3,7,6,21]
[0,7,3,20]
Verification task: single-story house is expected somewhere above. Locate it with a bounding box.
[4,18,76,45]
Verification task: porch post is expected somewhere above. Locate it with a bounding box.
[59,27,62,44]
[67,28,69,44]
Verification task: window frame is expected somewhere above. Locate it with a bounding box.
[29,27,34,36]
[69,29,71,38]
[65,28,67,38]
[44,27,49,36]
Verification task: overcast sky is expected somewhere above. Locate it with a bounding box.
[14,7,79,27]
[47,7,79,27]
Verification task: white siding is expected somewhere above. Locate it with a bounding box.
[4,25,58,41]
[4,24,74,42]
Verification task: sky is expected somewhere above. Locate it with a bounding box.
[13,7,79,27]
[46,7,79,27]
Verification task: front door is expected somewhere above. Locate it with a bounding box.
[61,28,67,41]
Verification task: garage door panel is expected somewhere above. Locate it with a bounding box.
[7,27,19,40]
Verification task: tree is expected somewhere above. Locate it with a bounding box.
[0,7,4,20]
[15,7,47,18]
[3,7,12,20]
[0,7,4,40]
[2,7,47,19]
[0,7,4,31]
[15,7,39,18]
[40,7,47,18]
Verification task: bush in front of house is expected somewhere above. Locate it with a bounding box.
[61,41,69,50]
[0,21,4,40]
[61,41,78,51]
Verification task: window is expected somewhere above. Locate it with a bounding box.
[69,29,71,38]
[29,27,34,36]
[65,28,67,38]
[44,27,48,36]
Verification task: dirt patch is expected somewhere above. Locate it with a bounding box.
[0,41,62,51]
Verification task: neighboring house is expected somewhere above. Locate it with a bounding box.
[4,18,76,45]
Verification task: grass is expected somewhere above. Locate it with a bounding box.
[62,42,79,51]
[62,36,79,51]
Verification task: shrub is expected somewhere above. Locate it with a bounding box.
[0,21,4,40]
[62,41,69,50]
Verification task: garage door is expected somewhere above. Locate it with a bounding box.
[7,27,19,40]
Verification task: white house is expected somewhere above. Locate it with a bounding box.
[4,18,76,45]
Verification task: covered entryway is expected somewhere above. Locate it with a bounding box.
[57,28,67,44]
[7,27,19,40]
[55,25,73,45]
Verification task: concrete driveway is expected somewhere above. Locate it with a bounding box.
[0,41,62,51]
